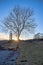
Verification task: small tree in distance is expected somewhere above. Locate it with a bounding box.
[3,6,36,41]
[34,33,43,39]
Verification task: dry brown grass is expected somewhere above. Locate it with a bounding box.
[16,40,43,65]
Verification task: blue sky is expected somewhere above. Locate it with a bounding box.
[0,0,43,39]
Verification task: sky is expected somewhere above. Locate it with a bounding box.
[0,0,43,40]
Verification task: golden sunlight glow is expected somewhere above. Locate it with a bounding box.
[15,37,17,40]
[14,37,18,41]
[0,33,33,40]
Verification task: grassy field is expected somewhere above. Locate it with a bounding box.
[0,39,43,65]
[16,39,43,65]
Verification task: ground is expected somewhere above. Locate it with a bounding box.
[16,39,43,65]
[0,50,20,65]
[0,39,43,65]
[0,40,20,65]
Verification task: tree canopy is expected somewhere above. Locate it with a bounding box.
[3,6,36,41]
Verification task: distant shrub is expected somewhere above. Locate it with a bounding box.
[34,33,43,39]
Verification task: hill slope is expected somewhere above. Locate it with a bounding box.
[16,40,43,65]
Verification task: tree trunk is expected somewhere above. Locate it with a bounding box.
[9,31,12,41]
[17,30,20,42]
[17,34,19,41]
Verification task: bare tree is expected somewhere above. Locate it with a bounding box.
[3,6,36,41]
[2,18,13,40]
[34,33,43,39]
[34,33,40,39]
